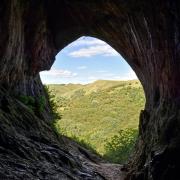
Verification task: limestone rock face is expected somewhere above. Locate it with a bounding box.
[0,0,180,179]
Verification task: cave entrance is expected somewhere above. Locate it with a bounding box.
[40,36,145,164]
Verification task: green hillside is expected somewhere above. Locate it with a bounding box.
[48,80,145,163]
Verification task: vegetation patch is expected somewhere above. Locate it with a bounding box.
[104,128,138,163]
[48,80,145,163]
[18,95,46,113]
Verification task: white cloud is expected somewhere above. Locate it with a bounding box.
[40,69,77,78]
[70,38,106,47]
[67,36,119,58]
[40,70,138,85]
[69,44,119,58]
[77,66,87,70]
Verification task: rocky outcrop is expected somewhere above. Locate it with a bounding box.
[0,87,126,179]
[0,0,180,179]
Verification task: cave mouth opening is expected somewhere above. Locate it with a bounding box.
[40,36,145,164]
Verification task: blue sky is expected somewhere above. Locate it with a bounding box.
[40,36,137,84]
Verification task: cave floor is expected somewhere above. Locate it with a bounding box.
[63,136,127,180]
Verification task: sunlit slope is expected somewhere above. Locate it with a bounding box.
[49,80,141,97]
[48,80,145,154]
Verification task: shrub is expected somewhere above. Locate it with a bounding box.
[104,128,138,163]
[37,95,46,113]
[44,85,61,120]
[19,95,35,112]
[19,95,46,113]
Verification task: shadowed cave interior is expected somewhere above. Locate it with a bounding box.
[0,1,180,180]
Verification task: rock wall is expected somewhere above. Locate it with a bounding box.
[0,0,180,179]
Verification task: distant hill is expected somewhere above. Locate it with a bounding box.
[49,80,141,97]
[48,80,145,156]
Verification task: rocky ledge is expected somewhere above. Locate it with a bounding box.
[0,87,126,179]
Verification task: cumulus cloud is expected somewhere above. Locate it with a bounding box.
[69,45,119,58]
[71,38,105,47]
[68,37,119,58]
[40,69,77,78]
